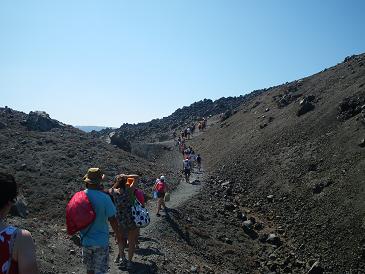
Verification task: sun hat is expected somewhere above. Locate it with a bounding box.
[83,168,105,184]
[126,177,135,187]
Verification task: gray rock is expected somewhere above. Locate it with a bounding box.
[221,181,231,187]
[243,220,253,231]
[297,97,315,116]
[307,261,324,274]
[359,138,365,148]
[10,195,28,218]
[108,131,131,152]
[190,266,198,273]
[236,212,247,221]
[24,111,64,131]
[259,123,268,129]
[267,234,281,246]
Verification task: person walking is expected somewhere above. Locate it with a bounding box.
[183,158,191,183]
[196,154,202,172]
[126,177,145,250]
[154,176,168,217]
[81,168,122,274]
[110,174,139,270]
[0,172,39,274]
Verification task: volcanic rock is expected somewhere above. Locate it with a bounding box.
[10,195,28,218]
[24,111,64,131]
[108,131,131,152]
[297,96,315,116]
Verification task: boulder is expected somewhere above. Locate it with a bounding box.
[243,220,258,239]
[312,179,333,194]
[243,220,253,231]
[267,233,281,246]
[359,138,365,148]
[108,131,132,152]
[297,97,315,116]
[24,111,64,131]
[337,96,365,121]
[10,195,28,218]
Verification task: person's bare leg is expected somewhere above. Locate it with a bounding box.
[157,198,162,215]
[127,229,139,261]
[117,229,127,263]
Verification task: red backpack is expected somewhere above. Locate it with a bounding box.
[66,191,96,235]
[155,181,165,192]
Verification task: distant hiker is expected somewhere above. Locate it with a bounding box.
[186,127,191,139]
[80,168,122,274]
[0,172,39,274]
[183,158,191,183]
[201,118,207,131]
[110,174,139,270]
[196,154,202,172]
[154,176,168,217]
[191,123,196,134]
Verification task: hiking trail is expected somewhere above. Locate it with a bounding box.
[108,142,204,274]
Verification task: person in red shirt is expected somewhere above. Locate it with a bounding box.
[154,176,168,217]
[0,172,39,274]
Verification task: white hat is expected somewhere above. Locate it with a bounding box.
[160,175,165,181]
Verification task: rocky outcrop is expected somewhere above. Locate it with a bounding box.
[97,92,265,143]
[23,111,64,131]
[337,95,365,121]
[108,131,131,152]
[297,95,315,116]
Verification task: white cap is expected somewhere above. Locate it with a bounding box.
[160,175,165,181]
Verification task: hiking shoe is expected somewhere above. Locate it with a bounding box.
[156,213,161,217]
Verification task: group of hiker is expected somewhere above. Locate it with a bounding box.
[176,137,202,184]
[182,147,202,183]
[176,117,207,141]
[75,169,171,273]
[0,168,171,274]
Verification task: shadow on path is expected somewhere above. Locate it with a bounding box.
[135,247,164,256]
[163,208,191,245]
[117,260,158,274]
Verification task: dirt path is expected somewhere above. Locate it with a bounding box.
[107,158,204,273]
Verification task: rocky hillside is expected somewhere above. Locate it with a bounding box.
[162,53,365,273]
[97,93,264,145]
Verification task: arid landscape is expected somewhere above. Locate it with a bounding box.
[1,53,365,273]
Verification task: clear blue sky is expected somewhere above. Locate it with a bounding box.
[1,0,364,127]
